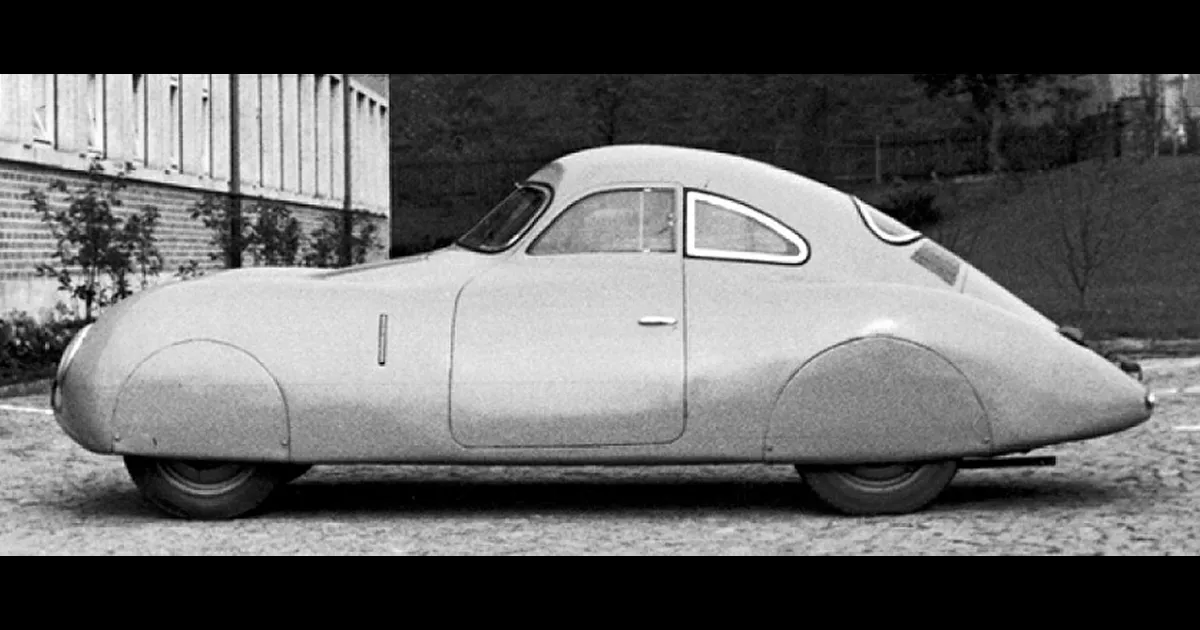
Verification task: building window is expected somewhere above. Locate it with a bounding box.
[369,100,378,206]
[330,75,341,196]
[314,74,322,194]
[297,74,306,187]
[31,73,56,146]
[357,91,367,200]
[169,75,182,170]
[380,105,388,207]
[132,74,147,163]
[278,74,286,188]
[86,74,106,156]
[257,74,265,185]
[201,75,212,175]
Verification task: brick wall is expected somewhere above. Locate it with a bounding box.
[0,158,387,318]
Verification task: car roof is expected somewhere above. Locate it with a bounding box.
[542,145,849,203]
[528,144,862,239]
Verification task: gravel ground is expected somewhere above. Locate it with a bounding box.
[2,362,1199,556]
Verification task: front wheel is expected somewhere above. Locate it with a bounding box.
[798,461,959,517]
[124,457,288,520]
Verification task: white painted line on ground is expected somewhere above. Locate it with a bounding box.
[0,405,53,416]
[1174,426,1200,433]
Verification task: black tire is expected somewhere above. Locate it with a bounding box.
[798,461,959,517]
[124,457,287,520]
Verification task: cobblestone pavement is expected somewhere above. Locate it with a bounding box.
[2,361,1199,556]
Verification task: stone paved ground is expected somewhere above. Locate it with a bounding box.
[2,361,1198,556]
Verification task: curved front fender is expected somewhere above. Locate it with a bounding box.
[112,341,290,462]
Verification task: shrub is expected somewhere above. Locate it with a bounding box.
[876,185,943,230]
[0,306,89,384]
[188,196,382,274]
[304,213,382,268]
[246,202,303,268]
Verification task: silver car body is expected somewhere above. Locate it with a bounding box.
[53,145,1154,469]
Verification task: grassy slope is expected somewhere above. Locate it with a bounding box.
[855,156,1200,340]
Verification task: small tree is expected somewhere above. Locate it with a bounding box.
[305,212,380,268]
[1032,164,1158,312]
[113,207,164,301]
[189,194,245,269]
[189,197,306,270]
[25,161,163,322]
[245,202,303,267]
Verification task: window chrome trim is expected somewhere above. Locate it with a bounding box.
[685,191,811,266]
[852,196,924,247]
[456,182,555,254]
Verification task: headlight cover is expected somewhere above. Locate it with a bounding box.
[53,324,92,412]
[56,324,93,384]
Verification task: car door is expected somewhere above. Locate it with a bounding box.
[450,187,686,449]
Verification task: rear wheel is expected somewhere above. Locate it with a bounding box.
[798,461,959,516]
[125,457,288,520]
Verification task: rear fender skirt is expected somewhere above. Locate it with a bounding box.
[765,336,993,465]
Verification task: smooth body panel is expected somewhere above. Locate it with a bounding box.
[451,254,686,448]
[113,341,289,461]
[766,337,992,464]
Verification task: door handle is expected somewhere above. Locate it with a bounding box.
[639,316,678,327]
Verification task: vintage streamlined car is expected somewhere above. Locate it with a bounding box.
[51,145,1156,520]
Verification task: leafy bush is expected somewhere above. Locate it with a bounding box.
[25,161,164,321]
[246,203,304,267]
[0,306,89,384]
[304,213,381,268]
[876,185,943,230]
[187,197,382,275]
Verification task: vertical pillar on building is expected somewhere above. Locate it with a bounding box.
[229,74,243,269]
[341,75,353,268]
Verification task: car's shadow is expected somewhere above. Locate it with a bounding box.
[67,468,1138,521]
[260,470,1133,519]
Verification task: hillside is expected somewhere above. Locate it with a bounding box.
[858,156,1200,339]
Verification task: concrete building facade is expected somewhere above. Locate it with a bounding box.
[0,74,390,317]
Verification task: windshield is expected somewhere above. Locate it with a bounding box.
[457,185,553,253]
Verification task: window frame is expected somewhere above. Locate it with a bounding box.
[31,73,56,147]
[526,185,681,258]
[86,74,106,157]
[852,196,924,247]
[456,182,556,254]
[168,74,182,171]
[132,74,147,164]
[684,190,811,266]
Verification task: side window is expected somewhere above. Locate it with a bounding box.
[530,189,677,256]
[686,192,810,265]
